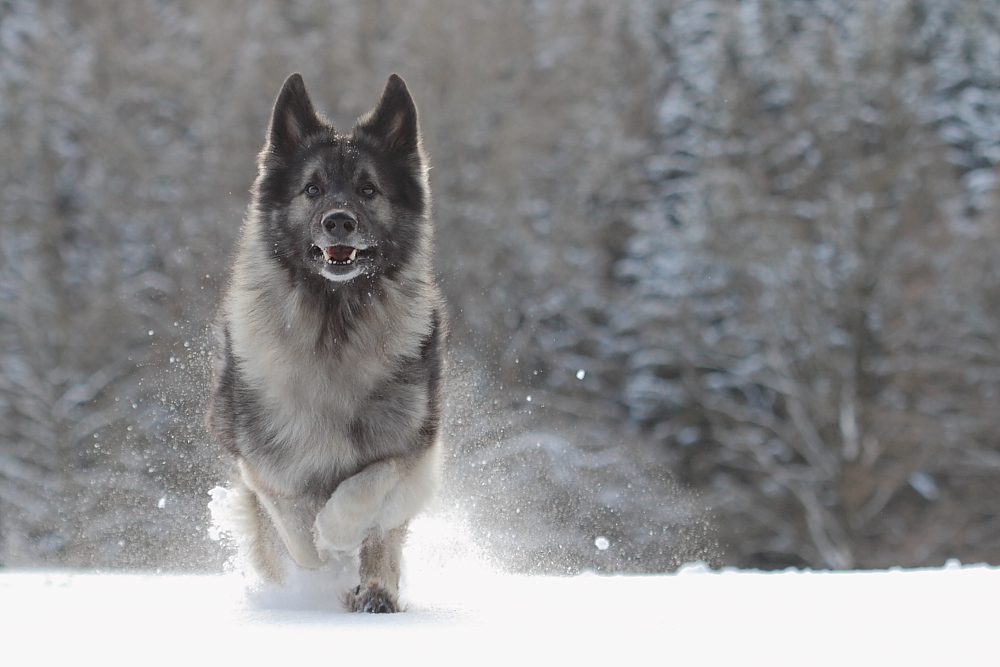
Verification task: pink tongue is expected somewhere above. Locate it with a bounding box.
[325,245,354,261]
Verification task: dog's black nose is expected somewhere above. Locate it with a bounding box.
[322,210,357,233]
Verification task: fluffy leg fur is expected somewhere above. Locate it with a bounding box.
[239,461,325,570]
[344,524,407,613]
[314,459,405,554]
[314,447,438,556]
[227,477,287,583]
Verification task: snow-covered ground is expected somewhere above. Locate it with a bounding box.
[2,515,995,665]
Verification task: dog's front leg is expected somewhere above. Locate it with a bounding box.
[315,447,439,612]
[314,460,401,612]
[313,458,404,554]
[239,461,324,570]
[343,522,407,613]
[313,446,439,555]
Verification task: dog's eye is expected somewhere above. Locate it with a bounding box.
[305,184,321,197]
[360,183,377,198]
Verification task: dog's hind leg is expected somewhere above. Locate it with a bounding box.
[344,522,407,613]
[226,477,287,583]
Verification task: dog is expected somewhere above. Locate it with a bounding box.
[206,72,445,613]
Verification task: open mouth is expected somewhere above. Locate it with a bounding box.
[323,245,358,264]
[309,244,370,265]
[309,244,374,282]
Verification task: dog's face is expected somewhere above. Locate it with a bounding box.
[252,73,428,288]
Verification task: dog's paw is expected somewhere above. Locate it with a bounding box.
[314,498,371,553]
[343,581,400,613]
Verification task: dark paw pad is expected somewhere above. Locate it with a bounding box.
[344,583,400,613]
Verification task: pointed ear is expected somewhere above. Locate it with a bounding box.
[354,74,421,156]
[267,73,324,154]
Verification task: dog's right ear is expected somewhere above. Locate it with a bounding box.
[267,73,324,155]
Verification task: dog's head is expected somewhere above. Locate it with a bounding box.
[251,73,429,288]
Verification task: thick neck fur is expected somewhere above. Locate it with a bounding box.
[227,216,436,367]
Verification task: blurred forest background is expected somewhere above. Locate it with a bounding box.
[2,0,1000,572]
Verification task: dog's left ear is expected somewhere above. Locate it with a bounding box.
[355,74,421,157]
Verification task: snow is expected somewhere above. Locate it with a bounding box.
[1,515,996,665]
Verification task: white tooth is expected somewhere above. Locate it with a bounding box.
[349,248,358,261]
[323,247,334,261]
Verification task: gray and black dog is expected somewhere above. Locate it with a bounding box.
[207,73,445,613]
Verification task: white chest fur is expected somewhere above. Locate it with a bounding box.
[224,272,433,496]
